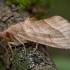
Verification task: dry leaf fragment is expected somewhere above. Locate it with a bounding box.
[0,16,70,49]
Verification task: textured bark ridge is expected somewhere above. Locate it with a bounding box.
[0,2,57,70]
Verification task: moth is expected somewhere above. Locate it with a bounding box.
[0,16,70,52]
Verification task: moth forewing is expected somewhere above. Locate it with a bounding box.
[21,16,70,49]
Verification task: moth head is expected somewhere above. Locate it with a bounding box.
[0,32,11,41]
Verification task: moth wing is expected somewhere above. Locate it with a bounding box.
[20,16,70,49]
[44,16,70,41]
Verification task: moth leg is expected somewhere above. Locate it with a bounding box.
[8,42,19,49]
[8,42,20,58]
[16,34,38,52]
[13,35,26,55]
[8,42,16,56]
[8,42,13,51]
[32,43,38,52]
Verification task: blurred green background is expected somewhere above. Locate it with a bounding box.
[47,0,70,21]
[0,0,70,70]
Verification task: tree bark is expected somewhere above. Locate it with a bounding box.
[0,2,57,70]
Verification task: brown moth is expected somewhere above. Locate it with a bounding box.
[0,16,70,50]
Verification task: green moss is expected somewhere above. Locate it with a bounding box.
[4,0,12,6]
[4,0,44,9]
[4,0,53,19]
